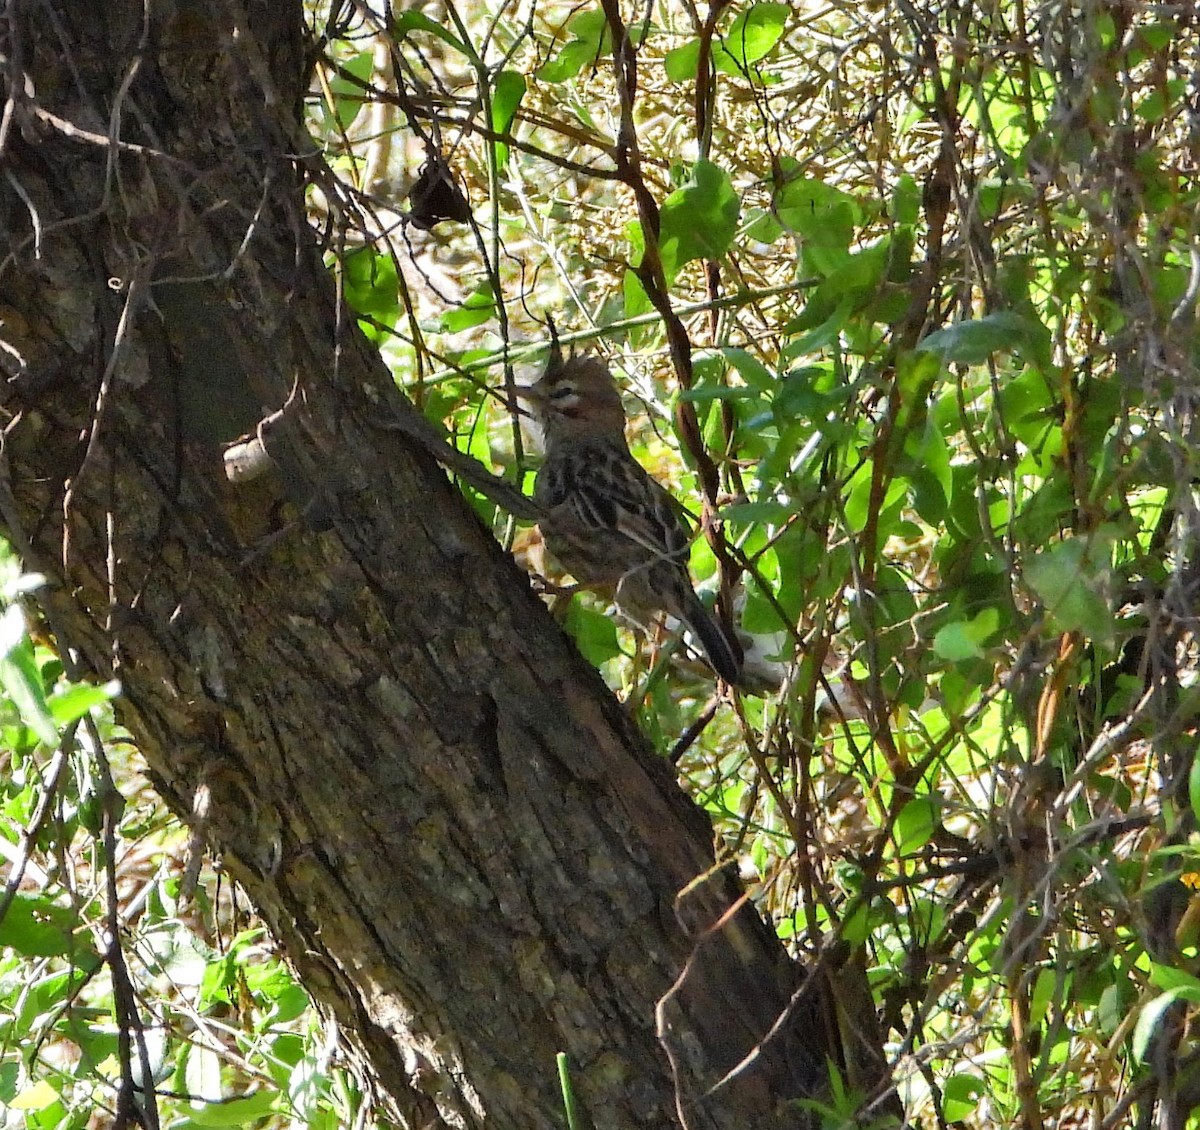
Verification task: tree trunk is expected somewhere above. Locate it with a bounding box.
[0,2,860,1126]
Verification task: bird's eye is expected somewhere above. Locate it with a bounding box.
[549,383,576,401]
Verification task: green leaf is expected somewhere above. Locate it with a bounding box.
[722,500,796,526]
[868,565,920,671]
[942,1074,984,1122]
[819,239,890,299]
[324,51,374,132]
[0,605,58,747]
[905,412,953,522]
[773,177,861,253]
[784,293,856,355]
[9,1079,60,1112]
[840,900,870,945]
[392,10,471,58]
[0,893,94,959]
[440,281,497,332]
[0,1061,17,1105]
[1099,981,1134,1035]
[932,608,1000,661]
[720,3,789,71]
[1028,967,1057,1027]
[623,267,653,323]
[47,679,119,726]
[266,983,312,1026]
[1133,988,1200,1063]
[536,9,610,82]
[1137,21,1175,51]
[658,160,740,282]
[340,247,399,341]
[1150,962,1200,993]
[1136,80,1186,123]
[720,347,775,390]
[843,462,906,533]
[490,71,526,169]
[243,957,301,1000]
[625,217,646,269]
[664,41,701,82]
[185,1091,279,1127]
[771,364,840,423]
[744,207,784,244]
[564,603,623,667]
[1024,534,1116,646]
[999,366,1056,440]
[895,794,939,854]
[893,174,921,226]
[665,4,787,81]
[679,384,761,405]
[918,311,1051,368]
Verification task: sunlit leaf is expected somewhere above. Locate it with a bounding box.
[843,462,906,533]
[340,247,399,342]
[47,679,119,726]
[9,1080,59,1111]
[1024,534,1116,646]
[720,3,789,71]
[623,266,653,323]
[536,9,610,82]
[186,1090,279,1127]
[323,50,373,132]
[491,71,526,169]
[897,796,940,858]
[1027,967,1057,1027]
[0,604,58,747]
[564,603,623,666]
[933,608,1000,661]
[773,177,861,253]
[392,10,471,58]
[187,1044,223,1110]
[0,893,94,959]
[893,174,921,226]
[744,207,784,244]
[665,3,788,80]
[1137,21,1174,51]
[441,281,497,332]
[1133,988,1200,1063]
[841,900,870,945]
[658,160,740,281]
[942,1074,984,1122]
[664,40,702,82]
[918,310,1052,368]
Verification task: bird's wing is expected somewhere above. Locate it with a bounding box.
[547,443,691,565]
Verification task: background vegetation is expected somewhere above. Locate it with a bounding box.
[2,0,1198,1125]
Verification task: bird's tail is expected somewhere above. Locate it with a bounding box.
[682,597,743,685]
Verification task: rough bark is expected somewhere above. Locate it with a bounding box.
[0,2,854,1126]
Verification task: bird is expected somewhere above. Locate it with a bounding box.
[519,345,743,685]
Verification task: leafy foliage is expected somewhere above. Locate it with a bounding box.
[309,0,1200,1122]
[5,0,1200,1125]
[0,553,360,1127]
